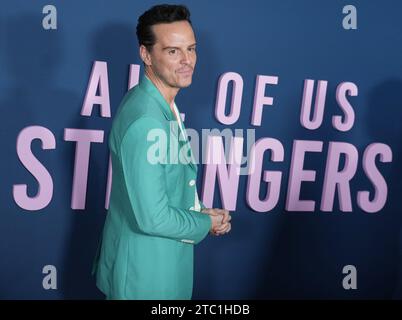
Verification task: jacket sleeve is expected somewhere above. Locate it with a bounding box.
[119,116,211,245]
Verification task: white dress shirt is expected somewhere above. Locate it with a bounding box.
[171,102,202,212]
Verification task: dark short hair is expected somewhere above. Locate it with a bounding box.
[136,4,192,50]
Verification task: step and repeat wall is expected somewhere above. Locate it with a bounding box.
[1,0,402,299]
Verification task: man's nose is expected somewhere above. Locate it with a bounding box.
[180,50,191,64]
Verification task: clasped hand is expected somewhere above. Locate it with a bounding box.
[201,208,232,236]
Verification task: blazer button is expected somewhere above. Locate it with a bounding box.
[181,239,195,244]
[189,179,195,186]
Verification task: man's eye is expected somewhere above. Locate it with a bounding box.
[189,47,196,52]
[168,49,176,55]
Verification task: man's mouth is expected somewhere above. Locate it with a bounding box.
[177,68,193,75]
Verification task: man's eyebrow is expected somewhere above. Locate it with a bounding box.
[162,43,197,50]
[162,46,179,50]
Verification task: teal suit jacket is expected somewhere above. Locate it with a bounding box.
[92,76,211,299]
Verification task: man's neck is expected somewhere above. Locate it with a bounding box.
[145,69,179,110]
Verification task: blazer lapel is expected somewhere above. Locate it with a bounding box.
[138,75,174,121]
[177,115,197,173]
[138,76,197,173]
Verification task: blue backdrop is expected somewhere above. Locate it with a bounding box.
[1,0,402,299]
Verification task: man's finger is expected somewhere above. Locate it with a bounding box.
[219,223,231,235]
[214,222,231,234]
[221,211,231,223]
[223,214,231,223]
[215,223,228,232]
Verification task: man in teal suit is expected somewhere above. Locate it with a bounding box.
[92,4,231,299]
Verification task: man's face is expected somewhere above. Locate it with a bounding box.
[144,20,197,89]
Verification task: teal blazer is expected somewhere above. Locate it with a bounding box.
[92,76,211,300]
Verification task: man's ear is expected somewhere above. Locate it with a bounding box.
[139,45,152,66]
